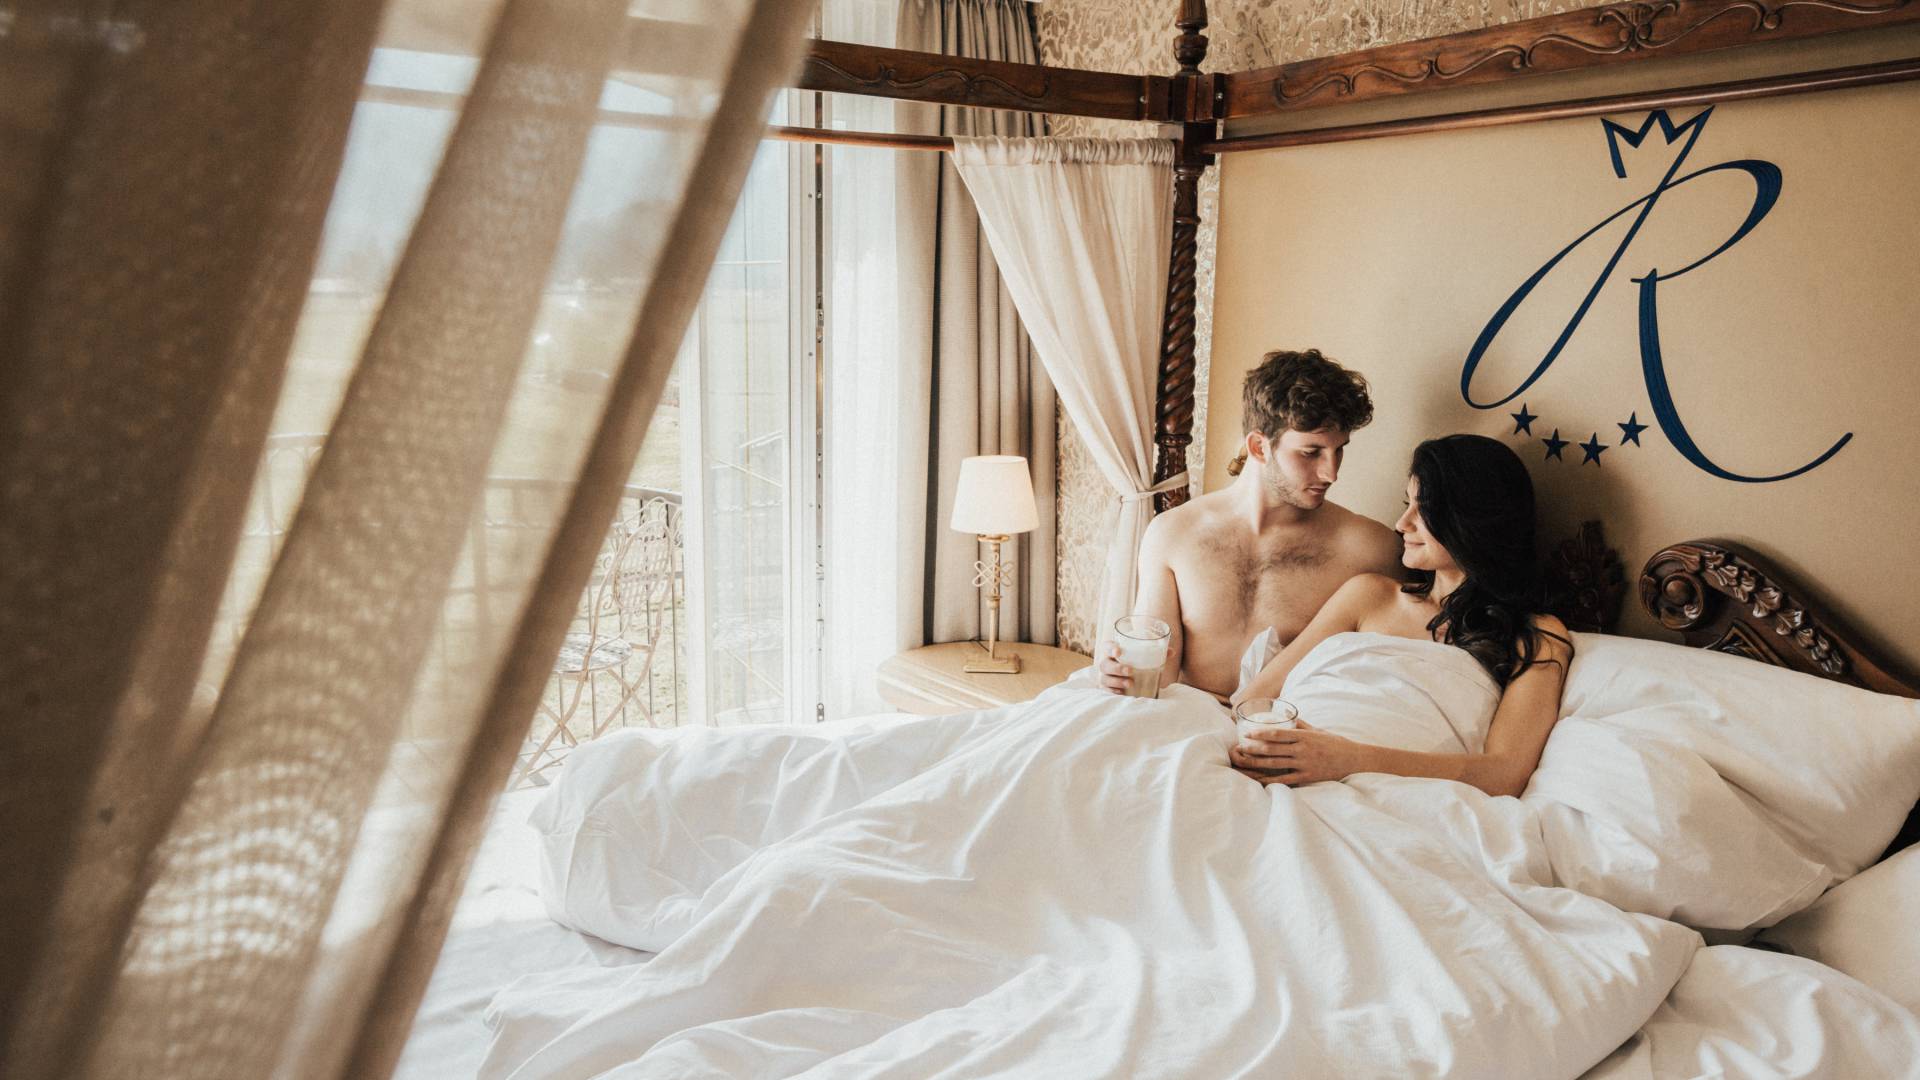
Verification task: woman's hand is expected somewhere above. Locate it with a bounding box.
[1229,720,1371,787]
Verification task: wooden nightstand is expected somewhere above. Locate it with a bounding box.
[876,641,1092,715]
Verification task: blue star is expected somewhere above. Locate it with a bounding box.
[1542,429,1568,462]
[1618,411,1647,446]
[1511,403,1537,436]
[1580,433,1608,465]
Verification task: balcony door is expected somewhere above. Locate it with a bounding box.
[680,93,821,726]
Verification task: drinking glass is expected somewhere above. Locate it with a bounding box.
[1112,615,1171,698]
[1232,696,1299,778]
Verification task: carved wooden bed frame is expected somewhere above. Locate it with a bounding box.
[782,8,1920,861]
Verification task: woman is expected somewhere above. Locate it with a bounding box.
[1230,434,1572,798]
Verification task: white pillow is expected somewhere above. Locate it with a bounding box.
[1525,717,1829,931]
[1561,632,1920,882]
[1758,844,1920,1016]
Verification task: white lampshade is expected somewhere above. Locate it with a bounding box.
[950,455,1038,536]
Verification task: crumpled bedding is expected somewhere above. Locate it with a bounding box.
[478,632,1919,1078]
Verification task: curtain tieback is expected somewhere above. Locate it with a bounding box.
[1118,472,1189,503]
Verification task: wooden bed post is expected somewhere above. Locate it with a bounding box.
[1153,0,1216,513]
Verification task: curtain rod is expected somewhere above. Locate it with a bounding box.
[766,125,954,151]
[1201,55,1920,154]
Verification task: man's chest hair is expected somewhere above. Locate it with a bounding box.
[1195,528,1331,572]
[1184,531,1334,621]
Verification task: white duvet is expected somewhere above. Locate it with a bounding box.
[477,634,1910,1078]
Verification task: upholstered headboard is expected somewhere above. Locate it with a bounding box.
[1639,539,1920,860]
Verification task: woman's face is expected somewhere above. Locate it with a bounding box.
[1395,476,1458,574]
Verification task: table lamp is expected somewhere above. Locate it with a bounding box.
[950,455,1039,674]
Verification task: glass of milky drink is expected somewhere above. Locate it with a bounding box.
[1232,697,1299,778]
[1112,615,1172,698]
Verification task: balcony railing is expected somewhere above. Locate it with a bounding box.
[225,434,688,785]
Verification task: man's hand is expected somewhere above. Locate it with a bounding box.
[1229,719,1368,786]
[1095,641,1134,695]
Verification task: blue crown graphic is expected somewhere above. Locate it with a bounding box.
[1600,107,1714,179]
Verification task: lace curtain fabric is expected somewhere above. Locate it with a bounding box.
[950,136,1176,640]
[0,0,816,1076]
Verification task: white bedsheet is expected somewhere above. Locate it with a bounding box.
[481,634,1703,1079]
[398,790,650,1080]
[1584,945,1920,1079]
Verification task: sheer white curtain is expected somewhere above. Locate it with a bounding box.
[0,1,816,1077]
[822,0,903,718]
[950,136,1177,639]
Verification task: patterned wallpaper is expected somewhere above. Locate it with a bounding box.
[1035,0,1593,653]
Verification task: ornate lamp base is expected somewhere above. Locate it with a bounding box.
[965,533,1022,675]
[964,647,1021,674]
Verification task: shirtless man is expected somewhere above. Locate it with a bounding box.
[1099,349,1403,700]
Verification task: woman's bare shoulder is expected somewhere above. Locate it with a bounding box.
[1528,613,1575,657]
[1336,571,1405,611]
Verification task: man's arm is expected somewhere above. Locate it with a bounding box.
[1096,512,1184,694]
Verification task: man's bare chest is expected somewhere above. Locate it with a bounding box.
[1174,532,1350,631]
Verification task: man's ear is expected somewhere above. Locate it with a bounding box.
[1245,430,1270,464]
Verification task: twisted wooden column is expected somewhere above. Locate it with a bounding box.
[1154,158,1202,513]
[1153,0,1215,512]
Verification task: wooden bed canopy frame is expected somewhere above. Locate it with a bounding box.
[774,0,1920,515]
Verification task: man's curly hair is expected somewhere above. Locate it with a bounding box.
[1228,349,1373,476]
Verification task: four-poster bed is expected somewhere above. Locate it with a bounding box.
[438,5,1920,1075]
[430,534,1920,1078]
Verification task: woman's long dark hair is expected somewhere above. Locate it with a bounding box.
[1401,434,1550,687]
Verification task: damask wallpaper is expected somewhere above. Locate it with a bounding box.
[1035,0,1595,653]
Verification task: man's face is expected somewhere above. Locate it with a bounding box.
[1250,427,1349,510]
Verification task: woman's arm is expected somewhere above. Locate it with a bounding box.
[1233,615,1574,798]
[1230,573,1391,706]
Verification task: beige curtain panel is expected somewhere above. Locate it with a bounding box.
[895,0,1059,651]
[0,0,816,1077]
[949,136,1178,640]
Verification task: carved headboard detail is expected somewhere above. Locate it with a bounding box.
[1639,540,1920,698]
[1639,539,1920,859]
[1543,520,1627,635]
